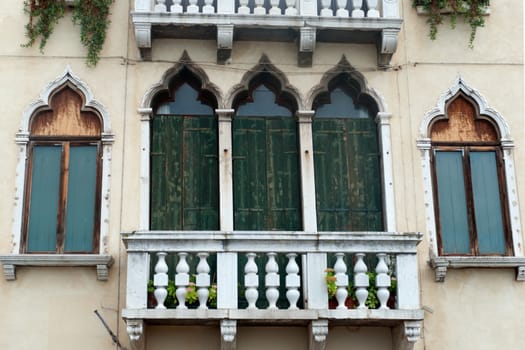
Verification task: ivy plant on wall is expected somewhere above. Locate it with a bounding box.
[23,0,114,66]
[413,0,489,48]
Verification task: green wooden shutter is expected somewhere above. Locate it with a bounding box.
[150,114,218,230]
[64,145,98,252]
[313,118,383,231]
[435,151,471,254]
[27,145,62,252]
[470,151,506,254]
[233,117,301,230]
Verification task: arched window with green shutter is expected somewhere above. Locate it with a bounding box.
[313,78,383,231]
[150,75,219,231]
[233,77,302,231]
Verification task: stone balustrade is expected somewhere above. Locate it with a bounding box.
[122,230,423,350]
[132,0,402,66]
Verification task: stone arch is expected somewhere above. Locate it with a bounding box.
[226,54,302,111]
[19,66,112,142]
[140,51,223,110]
[306,56,387,113]
[419,76,511,145]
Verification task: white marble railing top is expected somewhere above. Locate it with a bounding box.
[122,231,422,253]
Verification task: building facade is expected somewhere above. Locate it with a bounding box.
[0,0,523,349]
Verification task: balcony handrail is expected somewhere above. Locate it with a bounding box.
[122,230,423,253]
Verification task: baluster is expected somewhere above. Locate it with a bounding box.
[244,253,259,309]
[375,253,391,309]
[254,0,266,14]
[153,252,169,309]
[334,253,349,309]
[238,0,250,14]
[354,253,369,309]
[320,0,333,16]
[269,0,281,15]
[285,253,300,309]
[154,0,168,12]
[187,0,200,13]
[196,252,211,309]
[171,0,183,13]
[265,253,280,309]
[203,0,215,13]
[175,252,190,309]
[335,0,348,17]
[366,0,379,17]
[284,0,297,15]
[351,0,364,17]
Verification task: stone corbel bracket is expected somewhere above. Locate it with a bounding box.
[0,254,114,281]
[126,319,146,350]
[393,320,422,350]
[378,28,399,68]
[429,256,525,282]
[309,320,328,350]
[220,319,237,350]
[299,27,316,67]
[217,25,234,65]
[135,22,152,60]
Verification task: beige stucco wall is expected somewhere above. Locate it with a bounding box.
[0,0,523,349]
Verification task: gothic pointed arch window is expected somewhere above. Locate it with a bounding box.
[232,74,302,230]
[430,94,511,255]
[312,75,383,231]
[23,85,103,253]
[150,69,219,230]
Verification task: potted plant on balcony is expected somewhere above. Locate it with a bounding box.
[147,278,217,309]
[413,0,489,47]
[325,268,356,309]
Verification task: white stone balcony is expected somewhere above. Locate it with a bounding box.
[122,230,423,350]
[132,0,402,66]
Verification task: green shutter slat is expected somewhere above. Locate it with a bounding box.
[470,151,506,254]
[233,117,301,230]
[27,145,62,252]
[183,116,219,230]
[151,114,218,230]
[313,118,382,231]
[435,151,471,254]
[64,145,97,252]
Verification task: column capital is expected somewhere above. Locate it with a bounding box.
[296,110,315,122]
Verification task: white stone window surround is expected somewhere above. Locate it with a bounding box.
[416,76,525,282]
[138,55,397,233]
[0,66,114,281]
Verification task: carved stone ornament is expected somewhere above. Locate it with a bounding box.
[220,320,237,350]
[298,27,316,67]
[217,25,234,65]
[126,319,144,341]
[309,320,329,350]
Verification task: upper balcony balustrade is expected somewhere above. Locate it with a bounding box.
[132,0,402,66]
[122,230,423,350]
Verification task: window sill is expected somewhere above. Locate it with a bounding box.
[0,254,114,281]
[429,256,525,282]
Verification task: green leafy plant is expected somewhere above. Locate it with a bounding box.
[413,0,489,48]
[147,278,217,308]
[72,0,113,66]
[23,0,66,51]
[23,0,113,66]
[208,284,217,308]
[325,268,337,299]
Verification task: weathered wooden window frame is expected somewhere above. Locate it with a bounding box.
[0,67,114,281]
[417,77,525,282]
[430,144,512,256]
[21,139,103,254]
